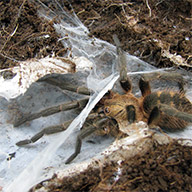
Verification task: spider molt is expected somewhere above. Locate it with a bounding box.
[14,35,192,164]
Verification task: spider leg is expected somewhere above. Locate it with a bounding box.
[113,35,132,92]
[65,117,109,164]
[126,105,136,123]
[16,120,72,146]
[13,98,89,127]
[40,79,90,95]
[37,73,91,95]
[158,73,185,93]
[139,72,185,97]
[139,77,151,97]
[148,104,192,131]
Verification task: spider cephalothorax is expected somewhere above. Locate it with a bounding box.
[103,92,145,128]
[14,35,192,164]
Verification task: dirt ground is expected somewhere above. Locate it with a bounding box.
[0,0,66,69]
[1,0,192,191]
[69,0,192,69]
[32,140,192,192]
[0,0,192,70]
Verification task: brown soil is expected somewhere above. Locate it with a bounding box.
[32,140,192,192]
[1,0,192,70]
[68,0,192,69]
[0,0,66,69]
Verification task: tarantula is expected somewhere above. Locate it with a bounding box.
[15,35,192,164]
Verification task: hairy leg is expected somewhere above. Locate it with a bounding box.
[113,35,132,93]
[139,72,185,97]
[148,104,192,131]
[38,73,91,95]
[126,105,136,123]
[16,120,72,146]
[13,98,88,127]
[65,117,109,164]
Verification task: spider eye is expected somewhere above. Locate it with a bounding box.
[103,127,109,133]
[104,107,110,114]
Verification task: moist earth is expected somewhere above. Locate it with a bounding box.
[0,0,192,70]
[31,140,192,192]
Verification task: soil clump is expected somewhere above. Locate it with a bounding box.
[32,140,192,192]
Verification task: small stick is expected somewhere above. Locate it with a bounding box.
[146,0,152,17]
[0,0,27,52]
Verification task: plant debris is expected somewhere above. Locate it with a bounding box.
[0,0,66,69]
[1,0,191,69]
[31,140,192,192]
[66,0,192,69]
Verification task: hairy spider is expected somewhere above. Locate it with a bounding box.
[15,35,192,164]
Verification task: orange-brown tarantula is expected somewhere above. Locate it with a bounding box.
[15,35,192,164]
[104,36,192,132]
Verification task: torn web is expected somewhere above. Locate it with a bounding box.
[0,1,191,192]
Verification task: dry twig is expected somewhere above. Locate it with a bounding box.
[145,0,152,17]
[0,0,27,53]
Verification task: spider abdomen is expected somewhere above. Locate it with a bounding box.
[143,91,192,131]
[143,91,192,114]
